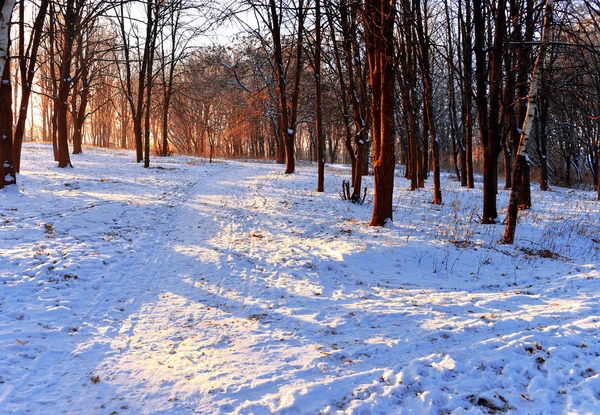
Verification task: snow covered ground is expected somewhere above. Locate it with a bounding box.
[1,144,599,415]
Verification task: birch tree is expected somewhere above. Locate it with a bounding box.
[0,0,14,77]
[504,0,553,244]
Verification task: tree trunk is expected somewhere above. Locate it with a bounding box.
[13,0,48,172]
[0,0,15,77]
[398,4,418,191]
[72,88,88,155]
[474,0,505,223]
[367,0,396,226]
[415,0,441,204]
[516,0,535,210]
[339,0,368,200]
[597,146,600,200]
[72,42,89,155]
[55,0,76,168]
[315,0,324,192]
[270,0,305,172]
[445,0,461,183]
[536,83,549,191]
[144,0,157,168]
[459,0,474,188]
[0,43,15,189]
[504,0,553,244]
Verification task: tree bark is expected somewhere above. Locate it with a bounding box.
[444,0,461,183]
[55,0,77,168]
[367,0,396,226]
[474,0,505,223]
[535,90,549,191]
[315,0,324,192]
[459,0,474,188]
[325,1,356,185]
[72,35,89,155]
[398,0,418,191]
[331,0,367,200]
[144,0,157,169]
[415,0,441,204]
[0,0,15,77]
[0,38,15,189]
[504,0,553,244]
[13,0,48,172]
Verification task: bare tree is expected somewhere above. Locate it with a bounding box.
[13,0,49,172]
[365,0,396,226]
[473,0,506,223]
[415,0,441,204]
[504,0,553,244]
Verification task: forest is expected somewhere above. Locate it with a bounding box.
[1,0,600,413]
[1,0,600,228]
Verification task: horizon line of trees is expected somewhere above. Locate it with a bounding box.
[1,0,599,242]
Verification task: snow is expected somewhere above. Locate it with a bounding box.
[1,144,599,414]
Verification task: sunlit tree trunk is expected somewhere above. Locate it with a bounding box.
[459,0,474,188]
[0,23,15,189]
[13,0,48,172]
[144,0,158,168]
[315,0,324,191]
[72,33,89,155]
[55,0,77,168]
[366,0,396,226]
[504,0,553,244]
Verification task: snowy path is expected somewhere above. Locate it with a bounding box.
[1,145,600,414]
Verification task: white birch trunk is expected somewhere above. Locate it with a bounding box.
[0,0,16,77]
[516,0,553,158]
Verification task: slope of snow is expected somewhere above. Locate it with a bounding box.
[1,144,599,414]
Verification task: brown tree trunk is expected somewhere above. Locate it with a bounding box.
[367,0,396,226]
[55,0,76,168]
[72,41,89,155]
[327,0,366,200]
[445,0,461,183]
[535,79,549,191]
[415,0,441,204]
[315,0,324,192]
[72,90,88,155]
[516,0,535,210]
[144,0,158,168]
[285,0,305,174]
[398,3,419,191]
[269,0,305,173]
[47,5,59,162]
[0,47,15,188]
[161,97,170,156]
[459,0,474,188]
[13,0,48,172]
[419,106,428,188]
[475,0,505,223]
